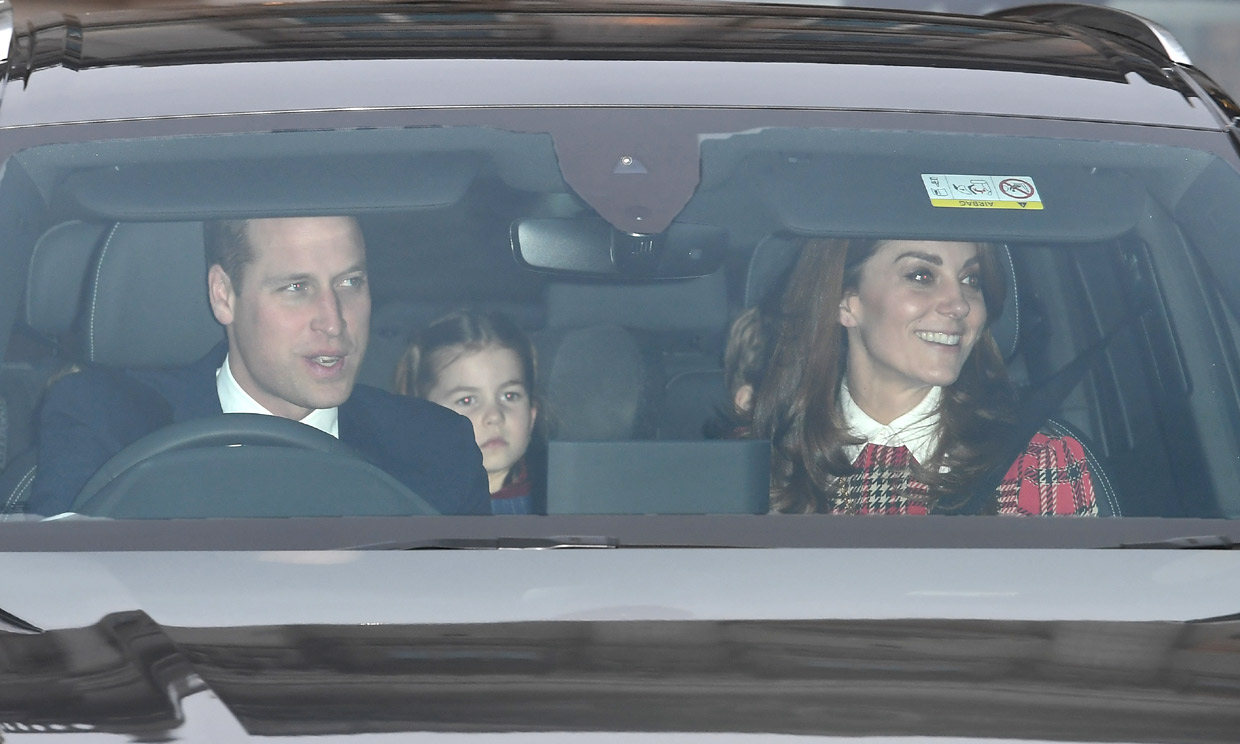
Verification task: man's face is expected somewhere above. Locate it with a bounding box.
[207,216,370,420]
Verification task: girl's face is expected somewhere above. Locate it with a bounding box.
[839,240,986,407]
[425,345,537,493]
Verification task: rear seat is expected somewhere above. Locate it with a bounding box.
[543,270,731,440]
[366,273,734,442]
[363,298,665,442]
[539,270,769,513]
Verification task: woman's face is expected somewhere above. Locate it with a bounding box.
[839,240,986,402]
[425,345,537,493]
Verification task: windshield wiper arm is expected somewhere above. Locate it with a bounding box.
[349,535,621,551]
[1115,535,1237,550]
[1,606,44,634]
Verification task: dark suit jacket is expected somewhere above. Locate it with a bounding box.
[29,344,490,516]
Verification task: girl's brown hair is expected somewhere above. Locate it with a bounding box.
[750,238,1016,513]
[395,309,538,407]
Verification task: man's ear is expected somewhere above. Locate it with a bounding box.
[207,265,236,326]
[838,292,861,329]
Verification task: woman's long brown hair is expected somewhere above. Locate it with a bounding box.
[750,238,1016,513]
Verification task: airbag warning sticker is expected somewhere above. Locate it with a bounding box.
[921,174,1043,210]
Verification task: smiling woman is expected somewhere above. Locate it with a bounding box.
[840,240,988,419]
[750,237,1098,516]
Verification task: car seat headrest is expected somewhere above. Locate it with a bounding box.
[745,235,1020,361]
[536,325,659,441]
[86,222,224,367]
[26,221,108,338]
[989,243,1019,362]
[743,234,801,310]
[546,271,729,351]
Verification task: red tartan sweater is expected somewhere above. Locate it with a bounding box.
[831,435,1097,516]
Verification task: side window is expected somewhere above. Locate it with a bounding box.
[1012,236,1229,518]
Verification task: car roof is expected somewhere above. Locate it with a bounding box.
[0,1,1232,129]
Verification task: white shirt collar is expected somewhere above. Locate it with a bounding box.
[216,352,339,438]
[840,381,941,465]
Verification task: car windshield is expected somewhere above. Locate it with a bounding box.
[3,90,1240,548]
[12,3,1240,742]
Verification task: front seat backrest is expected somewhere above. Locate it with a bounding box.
[2,221,222,515]
[87,222,225,367]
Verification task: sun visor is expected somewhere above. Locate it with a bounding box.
[58,153,479,220]
[754,157,1144,242]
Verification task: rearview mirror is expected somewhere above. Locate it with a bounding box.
[511,218,727,278]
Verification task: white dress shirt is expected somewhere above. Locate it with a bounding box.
[216,353,339,438]
[840,381,943,468]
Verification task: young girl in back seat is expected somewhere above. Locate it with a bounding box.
[708,303,778,439]
[395,310,541,514]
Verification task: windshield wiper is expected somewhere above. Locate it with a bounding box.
[1115,535,1237,549]
[349,535,621,551]
[1,606,44,634]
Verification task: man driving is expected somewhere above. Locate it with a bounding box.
[29,216,490,516]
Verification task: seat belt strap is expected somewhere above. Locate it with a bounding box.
[933,310,1144,515]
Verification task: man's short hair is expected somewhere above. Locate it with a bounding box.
[203,220,253,287]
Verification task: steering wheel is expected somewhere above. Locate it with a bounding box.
[72,414,439,518]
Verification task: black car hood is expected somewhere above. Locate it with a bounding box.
[2,549,1240,741]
